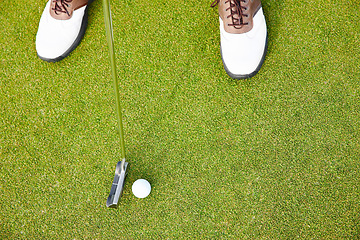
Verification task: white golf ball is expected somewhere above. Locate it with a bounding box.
[132,179,151,198]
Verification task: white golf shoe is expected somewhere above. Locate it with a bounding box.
[36,0,91,62]
[211,0,268,79]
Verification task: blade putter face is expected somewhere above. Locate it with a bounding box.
[106,160,129,208]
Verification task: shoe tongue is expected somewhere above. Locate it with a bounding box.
[50,0,88,20]
[232,13,243,25]
[231,1,245,24]
[50,0,74,20]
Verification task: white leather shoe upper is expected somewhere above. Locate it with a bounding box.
[220,7,267,77]
[36,0,86,60]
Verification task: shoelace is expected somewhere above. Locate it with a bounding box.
[52,0,73,16]
[211,0,249,29]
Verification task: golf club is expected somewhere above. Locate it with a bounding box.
[102,0,129,208]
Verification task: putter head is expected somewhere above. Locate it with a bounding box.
[106,160,129,208]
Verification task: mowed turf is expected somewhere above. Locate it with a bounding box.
[1,0,359,238]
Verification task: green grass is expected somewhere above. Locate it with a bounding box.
[1,0,360,238]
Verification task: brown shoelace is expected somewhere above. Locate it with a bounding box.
[52,0,72,16]
[211,0,249,29]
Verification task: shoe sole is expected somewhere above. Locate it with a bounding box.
[37,2,92,63]
[221,33,268,80]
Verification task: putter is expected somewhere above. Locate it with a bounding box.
[102,0,129,208]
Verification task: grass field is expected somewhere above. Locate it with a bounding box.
[1,0,360,239]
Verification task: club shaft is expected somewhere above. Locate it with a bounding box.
[102,0,126,161]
